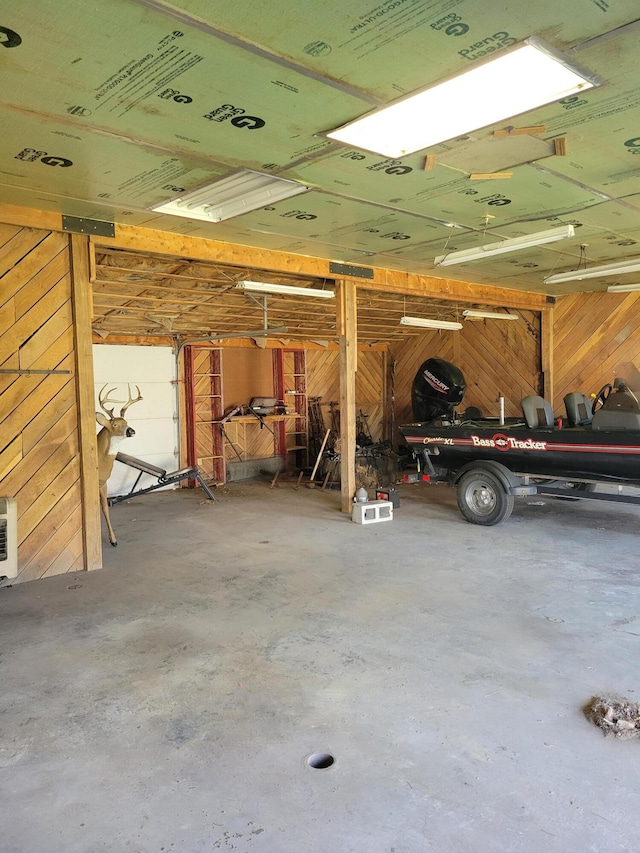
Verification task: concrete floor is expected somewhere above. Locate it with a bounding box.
[1,480,640,852]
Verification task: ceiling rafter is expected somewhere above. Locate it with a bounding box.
[91,245,540,343]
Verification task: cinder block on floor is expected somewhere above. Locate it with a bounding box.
[351,500,393,525]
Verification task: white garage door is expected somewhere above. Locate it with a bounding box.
[93,345,178,498]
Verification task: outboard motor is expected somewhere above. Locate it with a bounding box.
[411,357,466,422]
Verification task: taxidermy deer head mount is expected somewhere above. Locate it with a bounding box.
[96,384,143,547]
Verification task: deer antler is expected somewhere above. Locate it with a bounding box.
[98,384,124,417]
[119,384,143,417]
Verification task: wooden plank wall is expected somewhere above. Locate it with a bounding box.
[553,292,640,410]
[390,310,541,436]
[306,349,386,441]
[0,225,87,582]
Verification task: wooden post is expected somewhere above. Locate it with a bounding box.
[541,306,554,409]
[337,279,357,512]
[381,349,389,442]
[70,234,102,570]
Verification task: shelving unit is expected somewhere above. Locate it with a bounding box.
[185,346,225,484]
[220,414,299,464]
[282,349,308,468]
[186,346,309,484]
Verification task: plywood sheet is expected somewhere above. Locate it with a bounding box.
[2,2,366,174]
[170,0,636,98]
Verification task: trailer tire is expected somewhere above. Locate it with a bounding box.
[457,469,514,526]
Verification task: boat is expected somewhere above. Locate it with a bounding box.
[399,357,640,525]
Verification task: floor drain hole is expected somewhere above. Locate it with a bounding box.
[308,752,334,769]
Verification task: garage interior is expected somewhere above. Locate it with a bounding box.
[2,1,640,850]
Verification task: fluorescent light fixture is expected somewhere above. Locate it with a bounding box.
[236,280,335,299]
[463,309,519,320]
[151,170,309,223]
[434,225,574,267]
[607,283,640,293]
[545,257,640,284]
[400,316,462,330]
[326,38,598,158]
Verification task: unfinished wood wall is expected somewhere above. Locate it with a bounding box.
[390,311,541,434]
[306,349,386,441]
[553,292,640,411]
[188,344,387,481]
[0,225,88,582]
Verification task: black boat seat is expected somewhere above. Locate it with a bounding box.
[521,395,554,428]
[564,392,592,426]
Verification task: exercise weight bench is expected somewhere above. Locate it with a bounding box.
[108,452,216,505]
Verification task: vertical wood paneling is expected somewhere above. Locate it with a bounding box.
[0,224,87,582]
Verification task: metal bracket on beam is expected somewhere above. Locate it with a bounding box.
[62,216,115,237]
[329,262,374,280]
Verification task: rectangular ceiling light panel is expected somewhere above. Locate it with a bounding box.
[236,280,335,299]
[434,224,574,267]
[327,38,598,158]
[151,170,309,223]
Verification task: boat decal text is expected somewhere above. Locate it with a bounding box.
[410,433,640,455]
[471,433,547,451]
[423,369,449,395]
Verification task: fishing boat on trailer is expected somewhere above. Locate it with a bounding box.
[400,357,640,525]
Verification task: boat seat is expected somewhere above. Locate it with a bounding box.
[564,392,593,426]
[521,395,554,428]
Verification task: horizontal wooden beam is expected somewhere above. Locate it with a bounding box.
[93,223,548,311]
[0,203,549,311]
[0,203,62,232]
[92,332,387,351]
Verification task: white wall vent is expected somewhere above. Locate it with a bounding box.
[0,497,18,580]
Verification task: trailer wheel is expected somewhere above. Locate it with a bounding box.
[457,469,514,526]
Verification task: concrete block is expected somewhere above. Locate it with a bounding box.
[351,500,393,525]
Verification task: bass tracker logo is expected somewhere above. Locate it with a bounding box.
[471,433,547,451]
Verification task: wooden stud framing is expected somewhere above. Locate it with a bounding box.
[69,234,102,571]
[337,279,357,512]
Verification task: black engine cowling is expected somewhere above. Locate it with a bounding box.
[411,358,466,422]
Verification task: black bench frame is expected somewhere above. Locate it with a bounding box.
[108,452,216,505]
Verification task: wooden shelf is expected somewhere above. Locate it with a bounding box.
[220,413,298,424]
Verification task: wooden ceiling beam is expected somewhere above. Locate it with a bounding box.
[92,222,549,311]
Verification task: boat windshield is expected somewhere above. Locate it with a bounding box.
[608,363,640,412]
